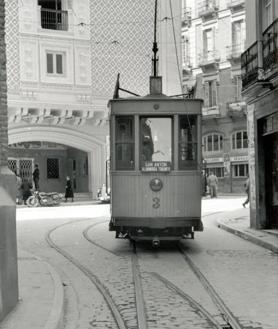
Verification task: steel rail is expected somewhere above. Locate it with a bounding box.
[131,252,148,329]
[150,272,222,329]
[178,243,243,329]
[46,222,127,329]
[83,221,120,256]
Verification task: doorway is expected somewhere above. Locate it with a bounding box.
[265,132,278,228]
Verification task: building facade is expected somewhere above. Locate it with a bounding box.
[242,0,278,229]
[182,0,247,193]
[5,0,181,197]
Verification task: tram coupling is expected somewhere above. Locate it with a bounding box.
[152,237,160,247]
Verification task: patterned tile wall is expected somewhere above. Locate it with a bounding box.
[5,0,20,93]
[90,0,154,97]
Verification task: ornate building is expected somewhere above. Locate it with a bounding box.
[182,0,247,193]
[5,0,181,197]
[242,0,278,229]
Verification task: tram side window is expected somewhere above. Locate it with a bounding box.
[179,115,197,169]
[115,116,134,170]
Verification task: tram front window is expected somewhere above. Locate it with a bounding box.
[115,116,134,170]
[179,115,197,169]
[140,117,172,166]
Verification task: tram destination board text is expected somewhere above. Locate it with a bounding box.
[141,161,171,172]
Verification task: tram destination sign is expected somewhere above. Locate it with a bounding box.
[141,161,171,172]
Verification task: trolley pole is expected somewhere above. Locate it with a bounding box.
[152,0,158,77]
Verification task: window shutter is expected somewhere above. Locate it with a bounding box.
[204,82,209,107]
[212,80,218,106]
[47,54,54,73]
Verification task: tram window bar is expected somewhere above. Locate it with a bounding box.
[115,116,135,170]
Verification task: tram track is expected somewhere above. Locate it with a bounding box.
[83,216,241,329]
[46,220,128,329]
[178,242,243,329]
[46,215,245,329]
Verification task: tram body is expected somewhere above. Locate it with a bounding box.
[109,77,203,243]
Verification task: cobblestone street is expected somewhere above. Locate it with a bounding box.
[2,197,276,329]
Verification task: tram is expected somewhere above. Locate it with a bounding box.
[108,76,203,245]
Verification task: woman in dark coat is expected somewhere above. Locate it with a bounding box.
[65,176,74,202]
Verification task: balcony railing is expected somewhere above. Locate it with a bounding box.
[182,8,191,27]
[199,50,220,65]
[198,0,219,18]
[227,0,245,10]
[41,8,68,31]
[263,18,278,73]
[241,42,258,89]
[226,43,245,60]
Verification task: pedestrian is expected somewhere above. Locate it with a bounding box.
[65,176,74,202]
[242,174,250,208]
[32,164,40,191]
[207,172,218,198]
[21,178,32,205]
[15,172,22,205]
[201,171,207,196]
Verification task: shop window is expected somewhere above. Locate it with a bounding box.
[115,116,134,170]
[232,163,249,177]
[179,115,197,169]
[231,130,248,149]
[207,167,224,178]
[46,52,64,75]
[47,158,59,178]
[203,133,223,152]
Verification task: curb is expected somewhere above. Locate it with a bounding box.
[22,251,65,329]
[43,261,64,329]
[218,222,278,254]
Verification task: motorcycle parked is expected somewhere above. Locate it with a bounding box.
[26,191,64,207]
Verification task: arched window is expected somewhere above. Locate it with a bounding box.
[203,133,223,152]
[231,130,248,150]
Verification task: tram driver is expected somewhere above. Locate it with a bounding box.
[141,118,154,162]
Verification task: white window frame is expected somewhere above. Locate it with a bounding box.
[46,51,66,76]
[203,133,223,152]
[232,163,249,178]
[231,130,248,150]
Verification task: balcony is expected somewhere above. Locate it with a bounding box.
[263,18,278,79]
[182,8,191,28]
[198,0,219,20]
[227,101,246,118]
[226,43,244,65]
[41,8,68,31]
[198,50,220,73]
[202,106,220,118]
[241,42,259,89]
[227,0,245,13]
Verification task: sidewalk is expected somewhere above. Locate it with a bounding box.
[0,250,64,329]
[217,208,278,254]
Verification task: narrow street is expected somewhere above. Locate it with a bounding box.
[14,196,278,329]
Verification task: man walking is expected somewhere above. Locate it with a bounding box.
[32,164,40,190]
[207,172,218,198]
[242,174,250,208]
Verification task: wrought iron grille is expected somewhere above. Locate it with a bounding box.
[263,18,278,72]
[241,42,258,89]
[41,8,68,31]
[47,158,59,179]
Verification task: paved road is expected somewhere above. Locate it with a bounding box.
[16,197,278,329]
